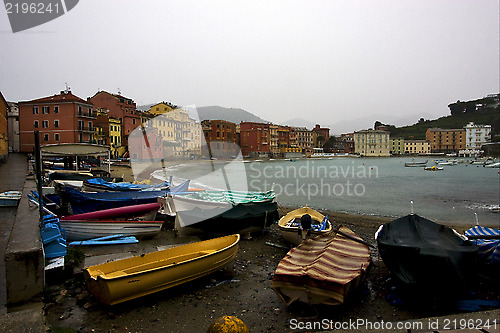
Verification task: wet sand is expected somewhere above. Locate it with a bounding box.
[41,165,499,332]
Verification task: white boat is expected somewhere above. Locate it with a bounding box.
[59,219,164,241]
[484,162,500,168]
[277,206,332,245]
[0,191,22,207]
[424,166,443,171]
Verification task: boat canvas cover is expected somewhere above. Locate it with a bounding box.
[174,190,275,204]
[465,226,500,265]
[272,227,371,305]
[376,214,478,287]
[177,201,278,233]
[84,178,168,191]
[64,186,167,214]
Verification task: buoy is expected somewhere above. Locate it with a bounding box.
[207,316,250,333]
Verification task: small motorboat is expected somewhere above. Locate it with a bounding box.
[376,214,478,289]
[424,166,443,171]
[83,234,240,305]
[271,227,371,306]
[277,206,332,245]
[0,191,22,207]
[404,160,427,167]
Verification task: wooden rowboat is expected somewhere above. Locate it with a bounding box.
[277,207,332,245]
[83,234,240,305]
[271,227,371,306]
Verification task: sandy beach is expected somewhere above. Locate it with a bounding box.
[41,164,499,332]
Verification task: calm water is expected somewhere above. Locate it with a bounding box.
[152,157,500,226]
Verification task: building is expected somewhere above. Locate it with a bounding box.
[464,122,491,149]
[339,133,354,154]
[88,91,140,149]
[426,128,466,153]
[128,126,163,161]
[353,129,390,156]
[7,102,20,153]
[404,140,430,155]
[0,91,8,162]
[239,122,271,157]
[201,120,239,158]
[312,124,330,148]
[18,90,96,153]
[293,127,313,154]
[390,137,404,155]
[148,102,177,116]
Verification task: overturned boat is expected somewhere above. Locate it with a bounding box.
[84,234,240,305]
[271,227,371,306]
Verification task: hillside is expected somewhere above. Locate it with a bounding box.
[196,106,268,123]
[384,110,499,141]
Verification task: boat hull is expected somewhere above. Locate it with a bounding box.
[277,207,332,245]
[59,220,163,241]
[60,203,160,221]
[271,227,371,306]
[0,191,22,207]
[83,234,240,305]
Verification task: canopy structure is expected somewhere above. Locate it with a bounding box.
[40,143,111,173]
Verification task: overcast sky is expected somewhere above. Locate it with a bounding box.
[1,0,499,129]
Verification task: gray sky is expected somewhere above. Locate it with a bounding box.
[1,0,499,130]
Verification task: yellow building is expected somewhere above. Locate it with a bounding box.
[390,137,404,155]
[426,128,466,153]
[148,102,176,116]
[404,140,430,155]
[109,117,124,157]
[354,129,390,156]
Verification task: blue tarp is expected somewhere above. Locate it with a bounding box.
[465,226,500,265]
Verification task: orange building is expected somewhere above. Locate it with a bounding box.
[426,128,466,153]
[239,122,271,157]
[0,91,8,162]
[87,91,140,149]
[201,119,239,158]
[18,90,95,153]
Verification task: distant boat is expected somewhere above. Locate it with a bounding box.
[83,234,240,305]
[271,227,371,306]
[277,206,332,246]
[404,160,427,167]
[0,191,22,207]
[424,166,443,171]
[484,162,500,168]
[376,214,478,289]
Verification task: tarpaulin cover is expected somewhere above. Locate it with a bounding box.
[376,214,478,288]
[465,226,500,265]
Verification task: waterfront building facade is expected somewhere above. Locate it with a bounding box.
[353,129,390,157]
[390,137,404,155]
[426,128,466,153]
[312,124,330,148]
[293,127,313,154]
[239,122,271,157]
[464,122,491,149]
[404,140,430,155]
[201,119,239,158]
[18,90,96,153]
[7,102,19,153]
[0,92,8,162]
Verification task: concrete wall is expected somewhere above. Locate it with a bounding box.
[4,180,44,304]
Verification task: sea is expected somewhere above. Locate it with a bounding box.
[150,157,500,226]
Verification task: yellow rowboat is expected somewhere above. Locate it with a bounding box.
[83,234,240,305]
[271,227,371,306]
[277,207,332,245]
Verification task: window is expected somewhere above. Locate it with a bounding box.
[43,134,49,141]
[54,120,59,128]
[34,120,39,128]
[42,120,49,128]
[54,133,60,141]
[78,105,82,115]
[33,106,39,114]
[79,120,84,130]
[88,121,92,130]
[42,106,49,114]
[54,106,59,114]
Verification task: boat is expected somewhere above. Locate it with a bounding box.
[277,206,332,245]
[0,191,22,207]
[60,202,160,221]
[174,201,279,236]
[404,160,427,167]
[83,234,240,305]
[69,234,139,246]
[59,219,163,241]
[375,214,478,289]
[464,226,500,265]
[424,166,443,171]
[271,227,371,306]
[484,162,500,168]
[62,185,169,214]
[82,178,169,192]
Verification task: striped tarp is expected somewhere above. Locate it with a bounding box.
[271,227,371,306]
[465,226,500,265]
[176,190,275,204]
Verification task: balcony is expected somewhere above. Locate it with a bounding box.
[78,111,97,119]
[78,126,97,134]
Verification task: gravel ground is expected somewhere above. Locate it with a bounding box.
[42,207,499,333]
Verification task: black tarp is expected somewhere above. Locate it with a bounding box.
[376,214,478,289]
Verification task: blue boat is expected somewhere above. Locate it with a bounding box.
[83,178,169,192]
[69,234,138,246]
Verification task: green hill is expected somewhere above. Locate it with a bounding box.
[385,109,499,141]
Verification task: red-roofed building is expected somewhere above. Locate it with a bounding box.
[18,90,96,153]
[87,91,140,150]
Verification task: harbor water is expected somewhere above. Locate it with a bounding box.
[151,157,500,226]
